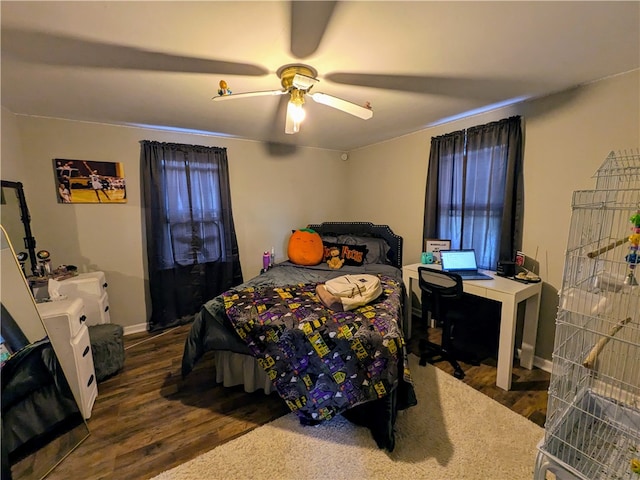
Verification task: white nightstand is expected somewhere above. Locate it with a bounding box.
[56,271,111,326]
[36,298,98,419]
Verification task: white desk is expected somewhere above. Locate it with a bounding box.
[402,263,542,391]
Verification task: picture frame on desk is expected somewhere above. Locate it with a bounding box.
[424,239,451,263]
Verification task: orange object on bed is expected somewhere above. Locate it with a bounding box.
[287,228,323,265]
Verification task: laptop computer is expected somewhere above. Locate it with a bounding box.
[439,249,493,280]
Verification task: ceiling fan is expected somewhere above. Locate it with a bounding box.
[212,64,373,134]
[1,0,534,147]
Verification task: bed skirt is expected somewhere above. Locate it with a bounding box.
[214,351,273,394]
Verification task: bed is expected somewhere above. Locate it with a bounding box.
[181,222,417,451]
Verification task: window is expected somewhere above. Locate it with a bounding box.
[423,116,523,270]
[141,140,242,331]
[159,157,224,268]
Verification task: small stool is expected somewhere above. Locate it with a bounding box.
[88,324,125,382]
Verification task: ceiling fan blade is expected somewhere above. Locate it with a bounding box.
[290,1,337,59]
[324,72,537,101]
[310,93,373,120]
[1,27,269,76]
[213,90,286,101]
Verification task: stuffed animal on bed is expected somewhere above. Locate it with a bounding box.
[287,228,324,266]
[326,246,344,269]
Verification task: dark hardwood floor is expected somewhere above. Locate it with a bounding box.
[30,317,549,480]
[405,316,550,428]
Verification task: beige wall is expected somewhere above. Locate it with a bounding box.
[1,108,31,270]
[1,117,348,332]
[348,69,640,360]
[2,70,638,359]
[1,107,27,180]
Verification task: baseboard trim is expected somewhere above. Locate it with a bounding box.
[533,355,553,373]
[515,348,552,373]
[123,323,148,336]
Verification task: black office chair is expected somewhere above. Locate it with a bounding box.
[417,267,467,380]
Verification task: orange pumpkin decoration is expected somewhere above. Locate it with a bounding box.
[287,228,323,266]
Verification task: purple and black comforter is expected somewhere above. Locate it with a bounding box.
[182,262,417,451]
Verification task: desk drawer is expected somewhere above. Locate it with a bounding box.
[82,292,110,326]
[58,271,108,298]
[71,326,98,419]
[37,298,86,338]
[464,284,487,298]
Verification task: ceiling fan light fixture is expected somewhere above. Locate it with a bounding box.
[286,88,306,134]
[215,63,372,135]
[278,64,317,90]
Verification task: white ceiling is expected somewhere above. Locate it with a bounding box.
[2,1,639,152]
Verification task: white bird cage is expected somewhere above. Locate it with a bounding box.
[535,149,640,480]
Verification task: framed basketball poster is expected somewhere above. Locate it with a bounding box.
[53,159,127,204]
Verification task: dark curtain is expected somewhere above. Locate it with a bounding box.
[423,129,466,243]
[422,116,523,270]
[141,141,243,332]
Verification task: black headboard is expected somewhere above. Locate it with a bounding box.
[307,222,403,269]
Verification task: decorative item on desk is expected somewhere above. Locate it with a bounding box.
[49,265,78,281]
[424,239,450,263]
[497,261,516,277]
[59,264,78,273]
[421,252,434,264]
[16,251,28,277]
[36,249,51,276]
[513,247,541,283]
[514,269,541,283]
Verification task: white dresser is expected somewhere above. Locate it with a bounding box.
[36,298,98,419]
[56,271,111,326]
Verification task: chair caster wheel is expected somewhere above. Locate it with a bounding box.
[453,369,465,380]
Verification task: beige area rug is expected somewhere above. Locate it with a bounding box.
[153,355,544,480]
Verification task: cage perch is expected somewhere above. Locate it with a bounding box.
[582,316,633,369]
